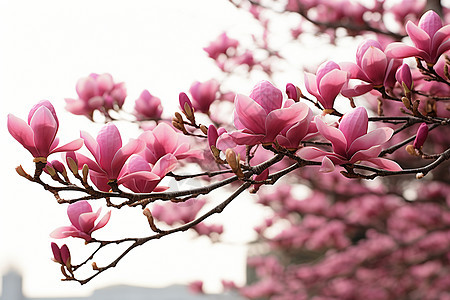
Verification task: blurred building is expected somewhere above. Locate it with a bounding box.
[1,270,242,300]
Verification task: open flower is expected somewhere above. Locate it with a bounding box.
[65,73,126,119]
[304,61,348,110]
[75,123,144,191]
[117,154,177,193]
[385,10,450,66]
[229,80,310,145]
[50,201,111,241]
[189,79,220,113]
[133,90,163,121]
[297,107,402,172]
[139,123,203,164]
[7,100,83,161]
[340,40,402,97]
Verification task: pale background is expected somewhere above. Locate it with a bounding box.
[0,0,267,297]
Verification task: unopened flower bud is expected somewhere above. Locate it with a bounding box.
[15,165,31,179]
[92,262,99,270]
[225,148,244,178]
[286,83,301,102]
[396,64,413,95]
[416,172,425,179]
[45,165,57,177]
[179,92,195,123]
[405,144,418,156]
[401,97,411,110]
[200,124,208,135]
[66,157,79,175]
[82,164,89,183]
[413,123,428,150]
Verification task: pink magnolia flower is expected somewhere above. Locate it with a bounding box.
[189,79,220,113]
[304,61,348,110]
[7,100,83,160]
[75,123,144,191]
[297,107,402,172]
[133,90,163,121]
[65,73,126,118]
[413,123,429,149]
[50,200,111,241]
[229,80,311,145]
[276,104,317,150]
[396,63,414,91]
[285,83,300,102]
[340,40,402,97]
[152,198,206,226]
[139,123,203,165]
[51,243,71,268]
[117,154,177,193]
[203,32,239,60]
[385,10,450,65]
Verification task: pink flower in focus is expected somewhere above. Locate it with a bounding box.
[189,79,220,113]
[385,10,450,65]
[229,80,311,145]
[298,107,402,172]
[117,154,177,193]
[139,123,203,165]
[75,123,144,191]
[50,200,111,241]
[7,100,83,160]
[340,40,402,97]
[396,63,414,91]
[65,73,126,118]
[133,90,163,121]
[51,243,71,268]
[413,123,429,149]
[304,61,348,110]
[203,32,239,60]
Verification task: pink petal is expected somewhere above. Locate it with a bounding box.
[364,158,403,171]
[316,61,341,83]
[317,69,348,108]
[80,131,99,161]
[341,83,374,98]
[28,100,58,127]
[418,10,442,39]
[315,117,347,157]
[339,62,370,82]
[304,73,322,101]
[117,171,160,185]
[234,94,267,133]
[67,201,92,230]
[75,153,103,173]
[50,226,78,239]
[431,25,450,55]
[89,171,111,192]
[356,40,382,67]
[50,138,84,155]
[360,46,387,85]
[347,127,393,156]
[349,145,382,163]
[249,80,283,114]
[152,123,179,154]
[96,73,114,95]
[320,156,335,173]
[406,21,431,52]
[65,98,88,116]
[92,210,111,232]
[264,102,310,142]
[152,154,177,177]
[216,132,238,151]
[51,242,61,263]
[78,211,100,233]
[110,138,145,179]
[29,106,58,157]
[97,123,122,172]
[385,43,425,60]
[339,107,368,147]
[76,76,98,100]
[228,130,265,146]
[7,114,36,155]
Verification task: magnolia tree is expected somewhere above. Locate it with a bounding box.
[6,0,450,299]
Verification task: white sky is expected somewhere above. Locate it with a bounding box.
[0,0,271,297]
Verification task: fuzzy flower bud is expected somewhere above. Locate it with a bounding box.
[413,123,429,149]
[396,64,413,96]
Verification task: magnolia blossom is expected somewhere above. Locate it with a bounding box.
[133,90,163,120]
[340,40,402,97]
[228,80,311,145]
[304,61,348,110]
[76,123,144,191]
[139,123,203,165]
[117,154,177,193]
[203,32,239,59]
[7,100,83,160]
[51,243,71,268]
[50,201,111,241]
[152,198,206,226]
[189,79,220,113]
[65,73,126,118]
[385,10,450,65]
[297,107,402,172]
